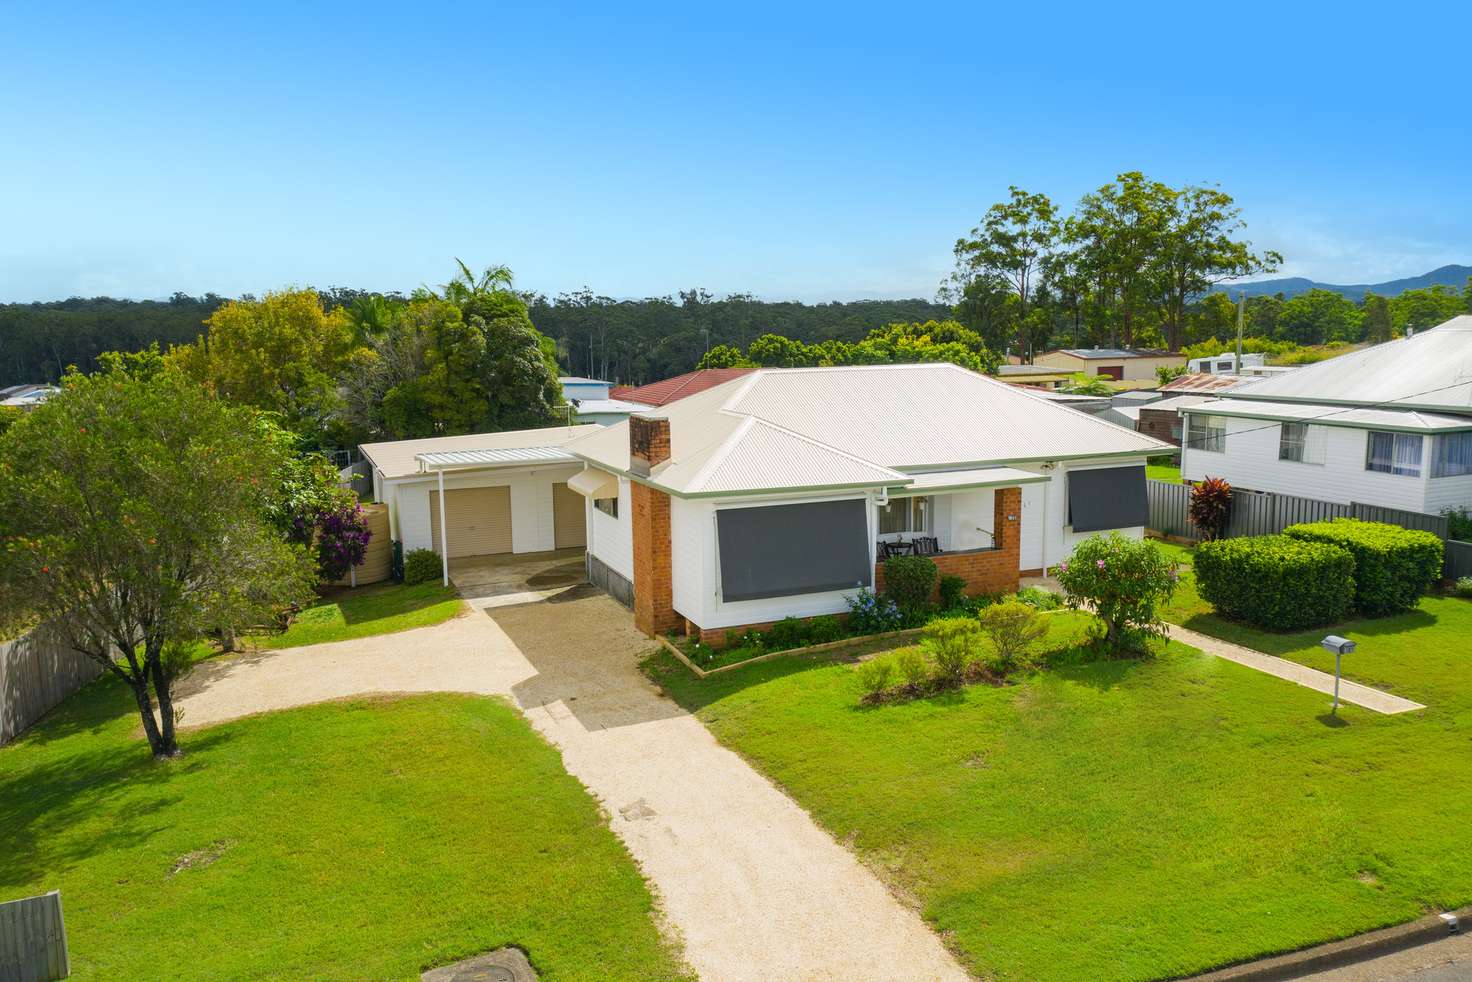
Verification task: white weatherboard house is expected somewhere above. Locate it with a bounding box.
[360,364,1169,641]
[566,364,1167,642]
[1180,315,1472,515]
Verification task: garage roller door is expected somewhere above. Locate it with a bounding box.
[429,486,513,558]
[552,482,587,549]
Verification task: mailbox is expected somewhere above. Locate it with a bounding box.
[1320,635,1356,656]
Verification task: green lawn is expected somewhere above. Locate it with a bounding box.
[1146,462,1182,483]
[647,607,1472,981]
[0,684,687,981]
[254,580,464,649]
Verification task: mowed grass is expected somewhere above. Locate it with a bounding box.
[0,684,688,981]
[1146,462,1183,483]
[647,610,1472,981]
[254,580,464,649]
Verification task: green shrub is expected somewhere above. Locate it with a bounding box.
[922,616,982,682]
[1194,535,1354,630]
[845,588,905,634]
[978,600,1048,675]
[882,554,938,617]
[1016,585,1061,610]
[1284,519,1444,616]
[938,574,967,610]
[765,617,810,650]
[894,648,929,690]
[856,658,894,700]
[1054,534,1179,652]
[402,548,442,586]
[1454,576,1472,599]
[1444,507,1472,541]
[806,615,845,644]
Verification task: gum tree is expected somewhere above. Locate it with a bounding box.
[0,366,313,758]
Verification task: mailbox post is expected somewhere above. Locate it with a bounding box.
[1320,635,1357,715]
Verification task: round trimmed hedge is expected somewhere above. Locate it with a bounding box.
[1283,519,1444,616]
[1194,535,1355,630]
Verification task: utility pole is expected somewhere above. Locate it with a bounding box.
[1236,291,1246,371]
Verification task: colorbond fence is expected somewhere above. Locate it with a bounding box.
[0,624,101,746]
[1146,479,1469,581]
[0,891,69,982]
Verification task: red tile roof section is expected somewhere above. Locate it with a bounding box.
[609,368,756,407]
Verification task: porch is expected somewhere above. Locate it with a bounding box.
[873,485,1024,600]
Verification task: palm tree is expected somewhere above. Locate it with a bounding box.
[439,259,515,305]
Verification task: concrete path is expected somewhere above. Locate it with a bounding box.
[1302,931,1472,980]
[1166,624,1426,715]
[176,591,968,981]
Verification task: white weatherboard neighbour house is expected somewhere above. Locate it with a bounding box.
[360,364,1169,640]
[1179,316,1472,515]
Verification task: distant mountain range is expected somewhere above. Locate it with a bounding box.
[1214,264,1471,301]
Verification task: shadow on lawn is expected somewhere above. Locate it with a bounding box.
[0,708,234,890]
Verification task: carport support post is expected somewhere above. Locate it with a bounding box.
[438,468,449,586]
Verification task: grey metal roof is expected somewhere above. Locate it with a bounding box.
[1220,315,1472,415]
[1052,348,1173,359]
[1184,398,1472,433]
[416,446,580,471]
[893,467,1050,493]
[569,364,1168,497]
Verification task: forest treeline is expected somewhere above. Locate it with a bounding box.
[0,289,947,388]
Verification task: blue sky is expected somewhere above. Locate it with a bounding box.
[2,1,1468,303]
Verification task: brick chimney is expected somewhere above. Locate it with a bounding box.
[629,416,671,477]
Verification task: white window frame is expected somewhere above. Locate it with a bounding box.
[593,496,618,518]
[1365,430,1423,478]
[1278,422,1308,463]
[1431,432,1472,478]
[878,495,930,535]
[1186,414,1226,453]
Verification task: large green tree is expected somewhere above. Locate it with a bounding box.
[0,367,314,758]
[1155,183,1280,351]
[1362,292,1392,343]
[1389,285,1465,335]
[949,186,1058,360]
[1066,172,1171,350]
[1277,289,1363,344]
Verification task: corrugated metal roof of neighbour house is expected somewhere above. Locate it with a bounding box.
[895,466,1050,493]
[1160,373,1256,394]
[1220,315,1472,414]
[1139,394,1214,414]
[1051,347,1176,359]
[570,364,1169,497]
[361,424,601,479]
[572,398,653,415]
[559,376,608,385]
[1185,398,1472,433]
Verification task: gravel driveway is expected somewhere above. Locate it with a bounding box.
[176,588,968,981]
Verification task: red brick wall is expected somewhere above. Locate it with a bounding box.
[631,481,679,636]
[629,416,671,476]
[1137,408,1181,446]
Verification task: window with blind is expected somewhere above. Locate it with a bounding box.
[1365,431,1423,477]
[1186,414,1226,453]
[878,496,929,534]
[1432,432,1472,478]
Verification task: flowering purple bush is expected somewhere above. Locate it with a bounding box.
[314,500,371,582]
[1054,533,1178,653]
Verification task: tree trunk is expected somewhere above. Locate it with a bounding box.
[144,642,180,758]
[128,679,173,758]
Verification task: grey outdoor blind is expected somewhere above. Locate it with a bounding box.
[716,499,872,602]
[1067,465,1148,533]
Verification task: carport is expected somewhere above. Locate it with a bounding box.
[358,426,603,588]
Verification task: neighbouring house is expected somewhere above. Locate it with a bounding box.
[0,384,59,408]
[559,376,612,402]
[1179,315,1472,514]
[565,364,1168,643]
[1158,373,1252,396]
[609,367,756,406]
[1033,347,1187,381]
[360,425,603,585]
[1137,395,1219,447]
[997,364,1073,390]
[1187,351,1266,374]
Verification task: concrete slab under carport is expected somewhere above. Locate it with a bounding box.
[448,547,588,610]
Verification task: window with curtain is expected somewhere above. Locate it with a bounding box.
[1365,430,1423,477]
[1278,422,1308,462]
[1432,432,1472,478]
[878,496,929,534]
[1186,414,1226,453]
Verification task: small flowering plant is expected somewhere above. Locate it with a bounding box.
[844,587,906,635]
[1053,533,1178,654]
[314,500,372,582]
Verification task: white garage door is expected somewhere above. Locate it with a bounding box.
[429,486,513,558]
[552,482,587,549]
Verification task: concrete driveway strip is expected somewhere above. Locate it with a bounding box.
[176,595,969,981]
